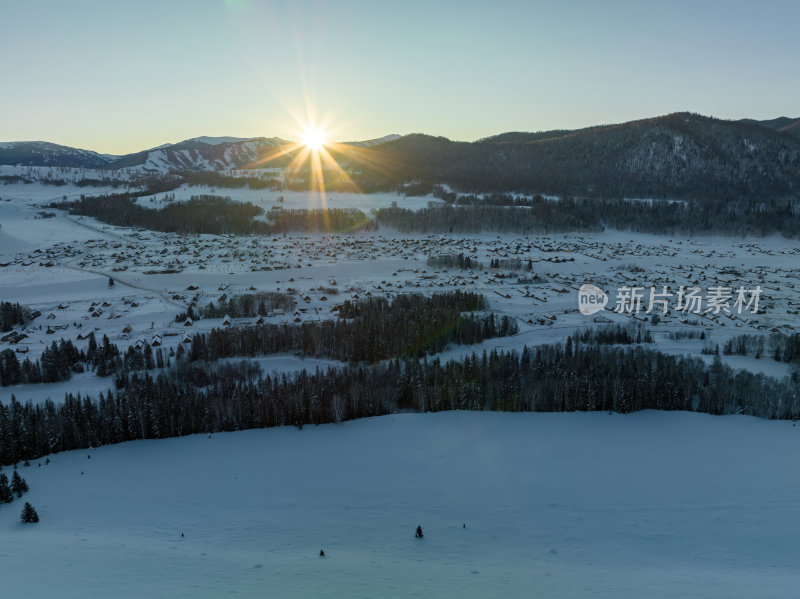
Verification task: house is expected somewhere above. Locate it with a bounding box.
[184,318,193,327]
[151,334,162,347]
[182,332,192,344]
[222,315,232,326]
[135,338,145,350]
[255,315,264,325]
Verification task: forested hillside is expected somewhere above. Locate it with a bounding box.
[351,113,800,198]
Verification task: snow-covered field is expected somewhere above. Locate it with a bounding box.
[1,182,799,597]
[2,411,799,598]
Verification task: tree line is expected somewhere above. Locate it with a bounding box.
[177,292,296,322]
[49,183,800,238]
[53,193,377,235]
[2,337,799,466]
[572,324,654,345]
[185,291,517,364]
[426,253,533,272]
[377,193,800,237]
[376,202,602,234]
[721,332,800,363]
[1,292,511,386]
[53,194,270,235]
[180,170,283,190]
[0,333,169,386]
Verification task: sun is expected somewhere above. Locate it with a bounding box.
[302,127,326,151]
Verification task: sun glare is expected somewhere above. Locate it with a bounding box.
[302,127,326,151]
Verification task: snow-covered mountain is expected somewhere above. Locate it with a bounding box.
[0,134,406,172]
[0,141,114,168]
[185,136,259,146]
[105,137,289,172]
[4,114,799,186]
[110,134,405,171]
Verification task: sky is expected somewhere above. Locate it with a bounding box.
[1,0,798,154]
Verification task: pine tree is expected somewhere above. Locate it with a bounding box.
[0,473,12,503]
[415,525,423,539]
[87,332,98,367]
[11,470,29,497]
[20,502,39,523]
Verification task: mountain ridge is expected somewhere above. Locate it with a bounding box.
[0,134,400,171]
[3,114,800,199]
[349,112,800,198]
[4,115,799,171]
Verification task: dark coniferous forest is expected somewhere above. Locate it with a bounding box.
[0,292,514,386]
[0,302,34,333]
[2,338,799,466]
[50,185,800,238]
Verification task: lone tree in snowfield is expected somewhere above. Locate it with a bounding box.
[108,277,114,288]
[415,525,423,539]
[20,502,39,523]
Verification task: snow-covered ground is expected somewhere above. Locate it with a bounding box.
[2,411,799,598]
[2,182,799,596]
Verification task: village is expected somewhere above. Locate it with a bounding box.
[2,186,800,400]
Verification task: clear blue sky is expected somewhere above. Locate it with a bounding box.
[1,0,798,153]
